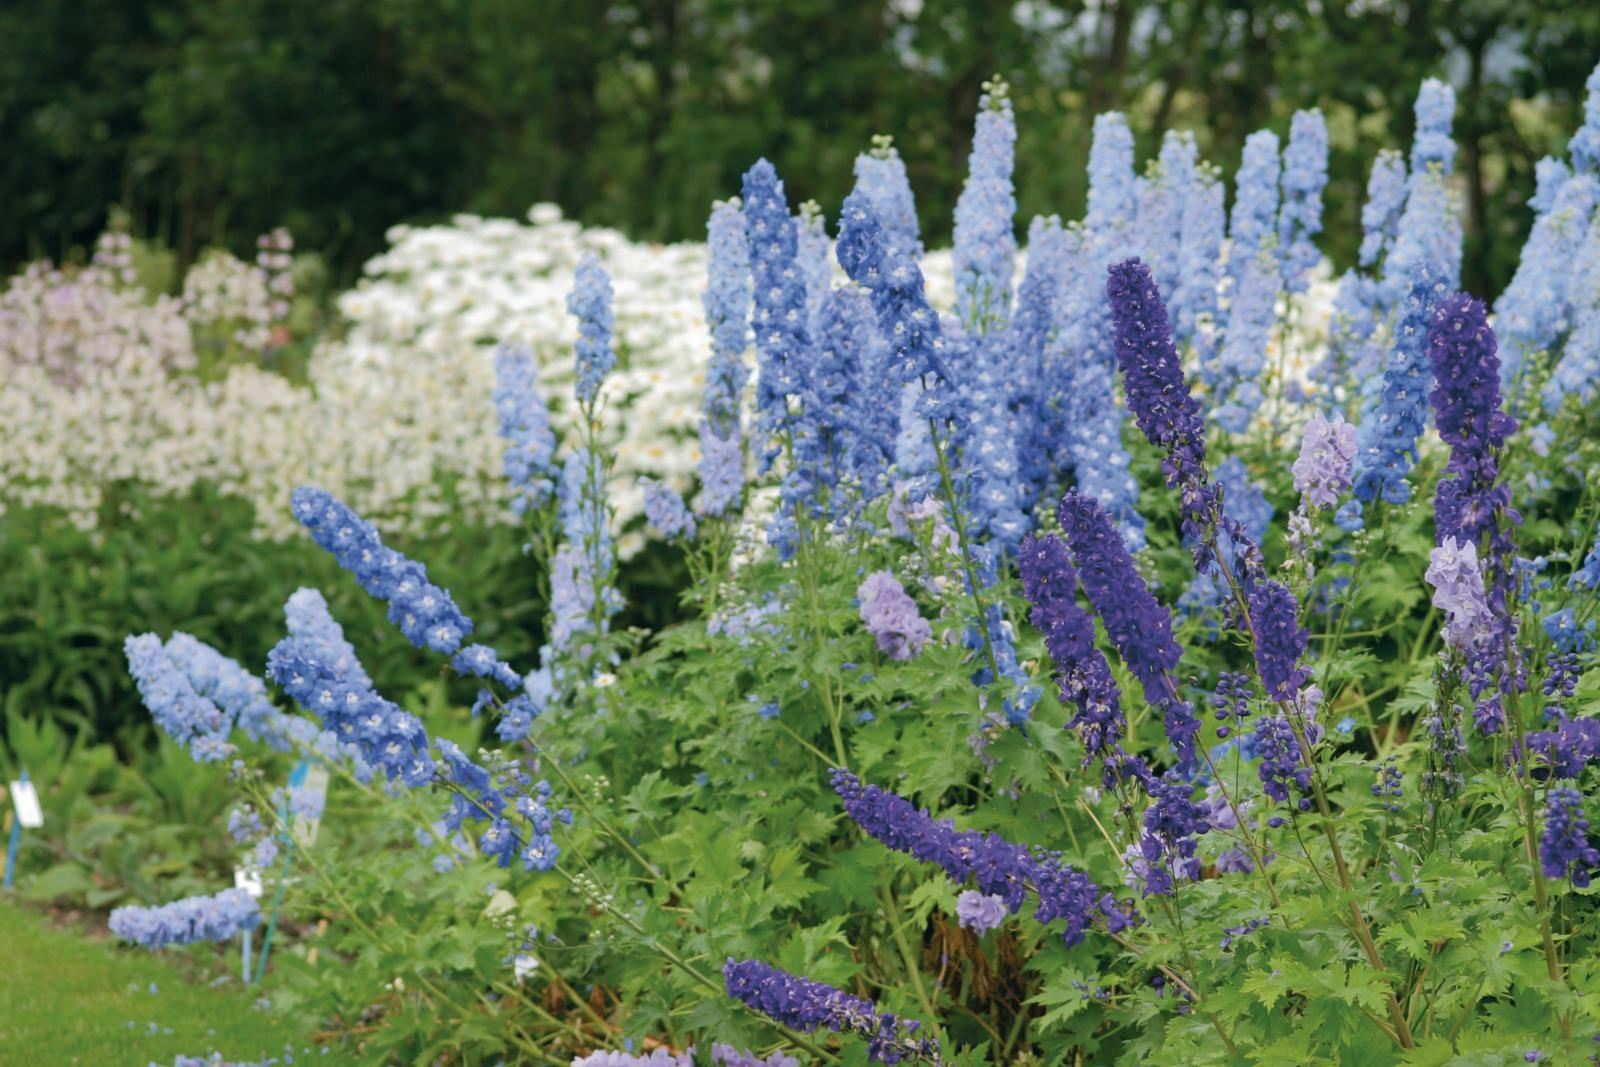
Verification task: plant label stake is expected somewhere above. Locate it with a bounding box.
[234,865,264,982]
[5,770,42,890]
[255,759,312,983]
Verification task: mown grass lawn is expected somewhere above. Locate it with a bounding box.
[0,900,319,1066]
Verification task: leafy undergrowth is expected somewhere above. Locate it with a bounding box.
[0,901,320,1066]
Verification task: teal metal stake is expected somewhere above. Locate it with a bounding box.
[3,770,27,890]
[254,760,307,982]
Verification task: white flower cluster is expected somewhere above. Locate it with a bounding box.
[0,200,1332,554]
[182,248,277,353]
[2,205,905,553]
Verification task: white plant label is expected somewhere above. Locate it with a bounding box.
[234,866,265,899]
[8,780,42,828]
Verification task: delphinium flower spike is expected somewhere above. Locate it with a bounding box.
[1010,214,1067,501]
[164,632,288,748]
[568,252,616,408]
[1359,149,1408,269]
[952,76,1017,330]
[1383,78,1461,301]
[1540,203,1600,413]
[1427,292,1521,731]
[1135,129,1197,301]
[554,448,623,652]
[1103,258,1312,704]
[698,198,752,516]
[1428,294,1518,557]
[1101,258,1215,548]
[1225,129,1280,289]
[1496,173,1597,389]
[857,570,931,661]
[1571,61,1600,177]
[124,634,233,761]
[830,769,1131,946]
[492,344,559,516]
[1351,265,1446,506]
[291,486,474,655]
[723,958,940,1064]
[1291,413,1357,511]
[1016,533,1132,775]
[795,200,832,335]
[853,134,922,259]
[1213,248,1277,433]
[1286,412,1356,566]
[1424,537,1496,652]
[1049,113,1145,548]
[1138,772,1207,896]
[1171,162,1224,357]
[1317,149,1408,389]
[1540,785,1599,886]
[835,193,947,391]
[284,587,371,689]
[110,889,260,949]
[702,198,752,434]
[1277,108,1329,294]
[1057,491,1201,772]
[743,159,811,472]
[266,635,435,787]
[640,478,697,540]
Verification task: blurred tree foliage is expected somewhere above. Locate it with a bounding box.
[3,0,1597,295]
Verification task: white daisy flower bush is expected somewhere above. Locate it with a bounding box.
[12,66,1600,1066]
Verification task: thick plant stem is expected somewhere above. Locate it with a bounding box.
[1284,712,1414,1049]
[880,883,944,1045]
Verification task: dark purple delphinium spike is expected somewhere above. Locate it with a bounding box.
[1138,773,1206,897]
[1425,293,1523,732]
[1428,293,1519,548]
[830,769,1134,946]
[1104,257,1220,558]
[723,958,939,1064]
[1521,716,1600,780]
[1254,714,1313,809]
[1247,582,1312,701]
[1103,258,1314,712]
[1017,533,1128,767]
[1057,492,1202,774]
[1539,786,1599,887]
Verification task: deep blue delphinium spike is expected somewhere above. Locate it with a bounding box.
[1351,265,1446,506]
[291,486,474,655]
